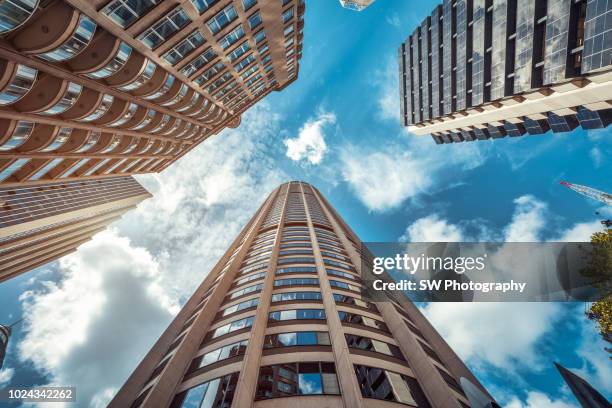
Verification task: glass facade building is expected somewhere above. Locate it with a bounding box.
[0,0,304,186]
[399,0,612,144]
[110,181,494,408]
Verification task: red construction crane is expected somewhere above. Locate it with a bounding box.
[560,181,612,206]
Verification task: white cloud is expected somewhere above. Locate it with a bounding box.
[0,367,14,386]
[421,303,562,371]
[556,220,602,241]
[339,137,485,212]
[400,214,465,242]
[505,391,577,408]
[385,13,401,28]
[18,230,178,408]
[376,57,401,122]
[504,195,548,242]
[283,112,335,165]
[574,317,612,395]
[118,102,287,299]
[589,147,603,168]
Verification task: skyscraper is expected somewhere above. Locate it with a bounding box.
[339,0,375,11]
[111,181,493,408]
[0,175,151,282]
[555,363,611,408]
[0,324,9,369]
[0,0,304,185]
[399,0,612,144]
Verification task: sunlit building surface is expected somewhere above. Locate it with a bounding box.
[111,181,493,408]
[399,0,612,144]
[0,0,304,186]
[0,176,151,282]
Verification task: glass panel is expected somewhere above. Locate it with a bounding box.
[39,15,96,61]
[0,0,38,34]
[0,64,37,105]
[86,42,132,79]
[0,158,29,181]
[30,158,63,180]
[0,121,34,151]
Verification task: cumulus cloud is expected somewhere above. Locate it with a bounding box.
[283,112,335,165]
[339,138,485,212]
[589,147,603,168]
[118,102,287,299]
[421,303,562,371]
[504,195,548,242]
[505,391,577,408]
[18,230,178,408]
[400,214,465,242]
[376,57,401,122]
[0,367,14,386]
[574,317,612,395]
[556,220,603,241]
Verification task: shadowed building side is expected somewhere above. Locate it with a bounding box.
[110,181,494,408]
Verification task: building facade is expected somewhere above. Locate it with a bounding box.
[0,0,304,187]
[0,175,151,281]
[111,181,493,408]
[399,0,612,144]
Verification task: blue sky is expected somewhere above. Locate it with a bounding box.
[1,0,611,407]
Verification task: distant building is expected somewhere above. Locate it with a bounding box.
[110,181,494,408]
[555,362,611,408]
[399,0,612,144]
[0,324,9,369]
[0,176,151,281]
[339,0,375,11]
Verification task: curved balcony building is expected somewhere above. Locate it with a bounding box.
[111,181,494,408]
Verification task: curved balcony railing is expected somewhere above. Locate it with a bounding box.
[40,127,71,152]
[78,94,114,122]
[130,108,156,130]
[0,120,34,151]
[85,42,132,79]
[143,74,174,100]
[176,91,199,113]
[118,59,156,91]
[108,102,138,127]
[0,64,37,106]
[75,131,100,152]
[40,82,82,115]
[100,135,121,153]
[0,0,39,34]
[38,15,97,62]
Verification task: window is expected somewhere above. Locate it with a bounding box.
[338,311,389,332]
[210,316,254,339]
[354,365,431,407]
[235,271,265,286]
[282,8,293,23]
[242,0,257,11]
[264,331,330,348]
[39,15,97,62]
[219,298,259,317]
[274,278,318,287]
[191,340,247,370]
[327,269,357,280]
[345,334,404,360]
[195,61,225,85]
[207,5,237,35]
[269,309,325,322]
[103,0,160,28]
[0,158,29,181]
[329,280,359,292]
[228,283,262,299]
[190,0,219,14]
[234,54,255,72]
[271,291,321,302]
[248,12,262,29]
[180,48,217,77]
[170,372,238,408]
[256,362,339,399]
[333,294,377,311]
[138,7,191,49]
[228,40,251,62]
[323,259,355,271]
[276,266,316,275]
[219,25,245,50]
[277,257,315,265]
[254,29,266,43]
[163,31,205,65]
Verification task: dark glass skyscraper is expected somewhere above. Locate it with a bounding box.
[399,0,612,144]
[111,181,494,408]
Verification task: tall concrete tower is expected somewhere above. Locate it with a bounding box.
[111,181,493,408]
